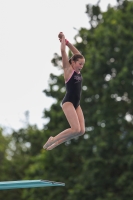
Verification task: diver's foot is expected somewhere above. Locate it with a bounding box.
[43,136,54,149]
[46,142,58,150]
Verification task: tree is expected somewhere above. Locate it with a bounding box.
[39,1,133,199]
[0,128,10,181]
[0,125,45,200]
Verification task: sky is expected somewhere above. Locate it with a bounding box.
[0,0,117,132]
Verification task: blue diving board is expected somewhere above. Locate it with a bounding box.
[0,180,65,190]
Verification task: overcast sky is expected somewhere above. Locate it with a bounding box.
[0,0,117,132]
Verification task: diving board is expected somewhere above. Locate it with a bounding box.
[0,180,65,190]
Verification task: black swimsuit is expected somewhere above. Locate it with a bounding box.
[62,70,82,109]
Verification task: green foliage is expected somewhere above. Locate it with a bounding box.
[0,126,45,200]
[0,128,10,181]
[41,1,133,199]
